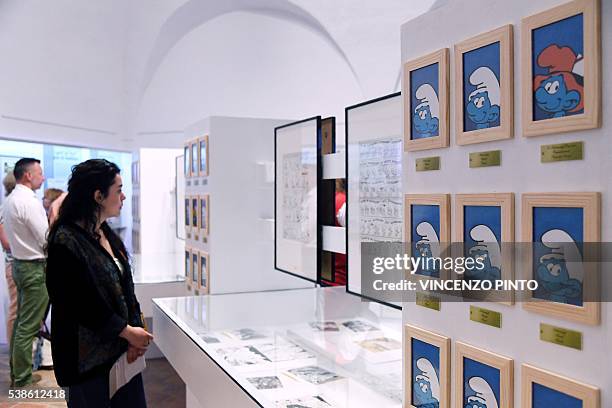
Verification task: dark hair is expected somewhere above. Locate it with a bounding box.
[47,159,127,257]
[13,158,40,180]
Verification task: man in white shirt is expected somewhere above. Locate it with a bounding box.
[2,158,49,387]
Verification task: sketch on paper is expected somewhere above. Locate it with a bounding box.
[309,321,340,332]
[342,320,379,333]
[282,151,315,243]
[247,376,283,390]
[275,395,331,408]
[359,139,403,242]
[287,366,343,385]
[357,337,401,353]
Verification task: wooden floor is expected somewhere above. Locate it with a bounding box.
[0,344,185,408]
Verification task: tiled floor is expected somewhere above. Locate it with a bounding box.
[0,344,185,408]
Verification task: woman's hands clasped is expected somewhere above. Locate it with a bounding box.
[120,325,154,363]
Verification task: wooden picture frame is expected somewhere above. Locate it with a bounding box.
[403,49,450,151]
[184,143,190,177]
[185,248,191,288]
[191,251,199,291]
[521,0,601,137]
[190,140,198,176]
[522,364,599,408]
[192,196,199,231]
[200,194,209,238]
[404,194,451,280]
[522,192,600,325]
[454,193,515,304]
[455,342,513,408]
[404,325,450,408]
[199,251,210,295]
[198,135,209,177]
[184,196,191,235]
[455,25,514,145]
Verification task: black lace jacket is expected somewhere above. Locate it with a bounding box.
[45,222,143,386]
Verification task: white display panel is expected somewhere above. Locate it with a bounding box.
[275,118,319,283]
[346,94,403,308]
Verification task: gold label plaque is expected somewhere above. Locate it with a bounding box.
[540,323,582,350]
[469,150,501,168]
[416,292,441,311]
[416,157,440,172]
[541,141,583,163]
[469,306,502,328]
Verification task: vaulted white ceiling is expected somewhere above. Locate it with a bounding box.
[0,0,435,149]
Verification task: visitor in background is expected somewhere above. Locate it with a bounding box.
[42,188,63,214]
[47,190,67,226]
[46,159,152,407]
[0,172,17,348]
[2,158,49,387]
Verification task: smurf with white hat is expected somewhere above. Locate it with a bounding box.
[415,221,441,277]
[466,67,501,130]
[413,83,440,139]
[465,377,499,408]
[536,229,583,305]
[413,358,440,408]
[466,224,501,282]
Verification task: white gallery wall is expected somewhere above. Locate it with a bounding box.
[401,0,612,404]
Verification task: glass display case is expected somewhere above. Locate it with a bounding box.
[152,287,402,408]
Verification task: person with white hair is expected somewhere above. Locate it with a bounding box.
[414,221,440,277]
[466,66,501,130]
[535,228,583,305]
[466,224,501,282]
[413,83,440,138]
[465,377,499,408]
[413,357,440,407]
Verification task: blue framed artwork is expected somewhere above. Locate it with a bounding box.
[405,195,450,280]
[455,25,513,145]
[191,141,198,175]
[185,249,190,280]
[200,252,209,294]
[199,135,209,176]
[455,194,514,304]
[404,325,449,408]
[523,364,599,408]
[185,198,190,228]
[522,193,600,325]
[455,342,513,408]
[200,195,209,237]
[403,49,449,151]
[192,252,199,287]
[184,144,190,176]
[521,0,601,137]
[192,197,199,230]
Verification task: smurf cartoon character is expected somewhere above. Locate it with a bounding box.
[465,377,498,408]
[534,45,584,118]
[466,67,501,129]
[414,221,441,277]
[536,229,583,305]
[466,225,501,282]
[413,358,440,408]
[413,84,440,138]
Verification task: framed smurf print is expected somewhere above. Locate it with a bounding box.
[454,25,513,145]
[403,49,450,151]
[455,342,513,408]
[404,194,450,279]
[522,192,600,325]
[454,193,514,304]
[404,325,450,408]
[522,364,599,408]
[521,0,601,137]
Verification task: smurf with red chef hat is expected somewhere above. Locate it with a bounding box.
[534,45,584,118]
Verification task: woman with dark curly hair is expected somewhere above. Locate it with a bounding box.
[46,159,152,407]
